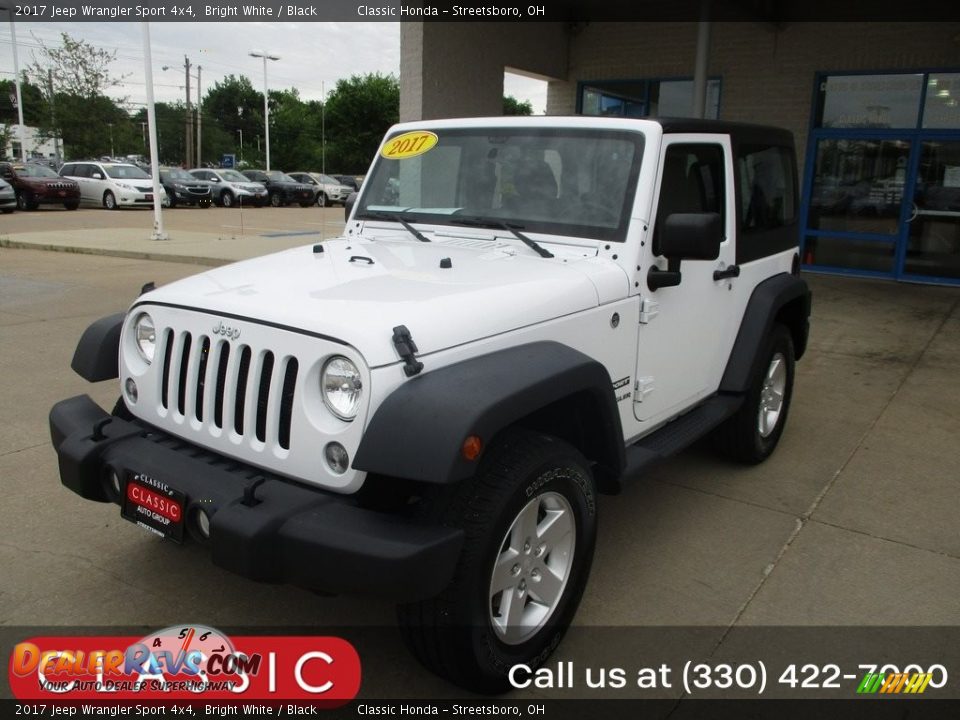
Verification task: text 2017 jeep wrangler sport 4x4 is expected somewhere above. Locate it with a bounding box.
[50,117,811,692]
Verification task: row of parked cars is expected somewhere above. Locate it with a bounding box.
[0,159,360,212]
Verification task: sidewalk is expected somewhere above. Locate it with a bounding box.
[0,224,345,267]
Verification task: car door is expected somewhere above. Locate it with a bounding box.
[633,136,741,426]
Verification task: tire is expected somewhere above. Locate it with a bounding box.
[64,201,79,210]
[317,192,327,207]
[269,192,282,208]
[161,193,174,208]
[221,190,235,208]
[103,191,118,210]
[713,323,795,464]
[16,191,37,211]
[298,200,312,208]
[397,428,597,693]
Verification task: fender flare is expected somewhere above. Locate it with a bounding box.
[71,313,124,382]
[353,341,625,484]
[720,273,812,394]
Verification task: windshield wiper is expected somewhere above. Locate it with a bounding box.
[448,217,554,259]
[360,211,430,242]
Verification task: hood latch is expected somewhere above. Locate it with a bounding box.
[392,325,424,377]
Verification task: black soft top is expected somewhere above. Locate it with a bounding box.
[655,118,794,149]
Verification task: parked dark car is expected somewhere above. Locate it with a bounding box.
[0,161,80,210]
[240,170,314,207]
[158,167,213,208]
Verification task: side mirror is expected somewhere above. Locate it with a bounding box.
[648,212,723,291]
[92,172,103,180]
[660,212,723,260]
[344,192,357,222]
[211,177,220,182]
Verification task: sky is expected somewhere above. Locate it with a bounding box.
[0,21,548,114]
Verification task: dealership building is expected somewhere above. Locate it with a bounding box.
[401,21,960,285]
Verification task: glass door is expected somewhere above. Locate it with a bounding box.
[901,139,960,281]
[804,136,913,275]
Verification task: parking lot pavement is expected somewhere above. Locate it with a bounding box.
[1,246,958,695]
[0,205,346,265]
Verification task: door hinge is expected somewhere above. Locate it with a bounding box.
[634,376,655,403]
[639,298,659,324]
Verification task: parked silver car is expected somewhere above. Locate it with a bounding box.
[286,172,353,206]
[0,177,16,213]
[189,168,268,208]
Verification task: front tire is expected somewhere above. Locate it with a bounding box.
[221,190,235,208]
[269,192,282,207]
[398,428,597,693]
[713,323,795,464]
[103,191,118,210]
[317,192,327,207]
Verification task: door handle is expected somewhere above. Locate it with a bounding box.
[713,265,740,281]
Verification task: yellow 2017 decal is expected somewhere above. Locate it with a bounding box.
[380,131,438,160]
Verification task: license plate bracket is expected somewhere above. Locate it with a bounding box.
[121,472,186,542]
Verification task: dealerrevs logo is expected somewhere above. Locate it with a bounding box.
[8,626,361,703]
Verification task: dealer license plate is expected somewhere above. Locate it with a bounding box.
[121,472,186,542]
[145,194,153,201]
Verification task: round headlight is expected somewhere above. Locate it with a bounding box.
[321,356,362,421]
[134,313,156,364]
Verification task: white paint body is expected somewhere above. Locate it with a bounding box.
[118,117,794,493]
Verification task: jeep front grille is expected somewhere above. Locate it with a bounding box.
[159,329,298,450]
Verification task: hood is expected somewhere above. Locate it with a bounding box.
[139,235,628,367]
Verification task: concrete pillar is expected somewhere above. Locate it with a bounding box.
[400,22,569,122]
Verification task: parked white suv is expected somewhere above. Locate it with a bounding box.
[59,161,166,210]
[286,171,353,206]
[189,168,268,208]
[51,117,810,693]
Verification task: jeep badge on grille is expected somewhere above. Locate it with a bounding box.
[212,321,241,340]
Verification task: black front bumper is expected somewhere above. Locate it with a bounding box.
[49,395,463,602]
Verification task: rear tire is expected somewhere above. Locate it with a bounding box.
[16,191,37,211]
[713,323,795,464]
[397,428,597,693]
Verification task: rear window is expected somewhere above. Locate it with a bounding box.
[737,145,797,232]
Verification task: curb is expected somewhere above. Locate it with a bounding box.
[0,238,226,267]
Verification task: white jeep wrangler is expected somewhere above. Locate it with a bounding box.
[51,116,811,692]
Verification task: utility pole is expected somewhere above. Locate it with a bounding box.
[195,65,202,167]
[183,55,192,167]
[47,70,60,164]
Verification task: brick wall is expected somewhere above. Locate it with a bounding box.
[547,22,960,173]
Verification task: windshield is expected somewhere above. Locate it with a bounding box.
[220,170,249,182]
[14,164,59,178]
[267,171,295,182]
[356,127,644,242]
[164,168,194,181]
[104,164,150,180]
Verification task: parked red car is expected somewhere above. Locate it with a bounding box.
[0,162,81,210]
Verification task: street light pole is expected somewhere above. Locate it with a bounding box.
[321,79,325,177]
[1,7,28,161]
[249,49,279,171]
[237,128,243,163]
[141,22,167,240]
[196,64,202,167]
[183,55,192,167]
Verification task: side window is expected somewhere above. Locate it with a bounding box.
[60,164,74,176]
[738,144,796,232]
[654,143,725,254]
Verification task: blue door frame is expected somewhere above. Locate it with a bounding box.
[799,69,960,286]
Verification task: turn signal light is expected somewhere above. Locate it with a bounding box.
[461,435,483,461]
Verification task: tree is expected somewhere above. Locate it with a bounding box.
[27,32,127,99]
[503,95,533,116]
[324,73,399,174]
[0,76,47,126]
[25,32,130,160]
[202,74,263,165]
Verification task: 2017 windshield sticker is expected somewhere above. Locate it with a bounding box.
[380,131,438,160]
